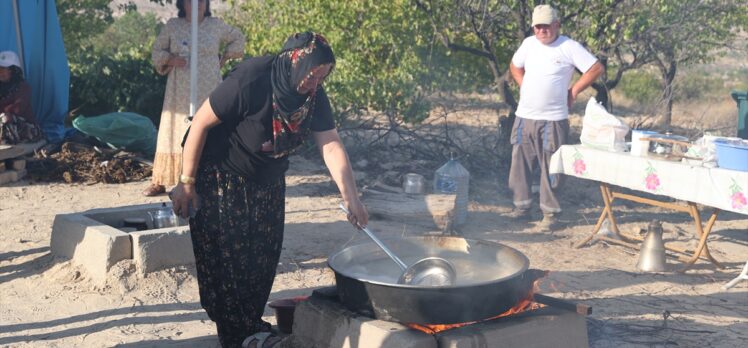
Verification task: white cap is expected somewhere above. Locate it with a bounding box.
[531,5,559,26]
[0,51,21,68]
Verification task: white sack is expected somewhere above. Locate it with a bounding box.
[580,97,630,152]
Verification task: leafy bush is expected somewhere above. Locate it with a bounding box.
[673,73,726,101]
[619,70,661,105]
[57,0,113,52]
[226,0,491,123]
[66,11,166,124]
[69,50,166,122]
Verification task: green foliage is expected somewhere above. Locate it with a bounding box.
[66,11,165,122]
[225,0,487,122]
[87,12,163,60]
[57,0,113,51]
[69,49,166,122]
[619,70,660,105]
[673,74,725,102]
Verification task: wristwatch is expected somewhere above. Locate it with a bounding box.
[179,174,196,185]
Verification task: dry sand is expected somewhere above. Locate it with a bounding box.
[1,107,747,347]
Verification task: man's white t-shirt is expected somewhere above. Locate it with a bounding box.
[512,35,598,121]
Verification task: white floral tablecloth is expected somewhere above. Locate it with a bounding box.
[549,145,748,215]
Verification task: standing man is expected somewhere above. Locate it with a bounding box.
[507,4,603,231]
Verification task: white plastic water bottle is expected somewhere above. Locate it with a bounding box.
[433,153,470,225]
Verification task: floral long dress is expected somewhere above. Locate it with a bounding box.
[151,17,245,186]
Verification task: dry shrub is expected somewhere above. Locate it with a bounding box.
[27,142,151,184]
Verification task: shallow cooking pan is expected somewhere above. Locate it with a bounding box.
[327,236,541,324]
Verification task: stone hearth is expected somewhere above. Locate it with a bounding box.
[282,290,589,348]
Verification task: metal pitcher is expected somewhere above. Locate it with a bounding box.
[637,220,667,272]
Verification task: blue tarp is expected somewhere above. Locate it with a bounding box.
[0,0,69,143]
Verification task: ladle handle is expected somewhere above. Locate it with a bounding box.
[339,204,408,271]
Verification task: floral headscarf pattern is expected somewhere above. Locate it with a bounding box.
[268,32,335,158]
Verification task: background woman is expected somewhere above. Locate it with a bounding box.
[170,32,368,348]
[0,50,43,145]
[146,0,245,196]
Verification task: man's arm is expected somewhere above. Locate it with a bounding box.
[509,62,525,87]
[568,61,604,107]
[313,129,368,227]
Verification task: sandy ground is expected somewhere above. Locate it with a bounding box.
[1,106,747,347]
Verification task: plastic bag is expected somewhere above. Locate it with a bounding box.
[687,135,744,167]
[580,97,630,152]
[72,112,157,156]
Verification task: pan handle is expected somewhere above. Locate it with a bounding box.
[339,204,408,271]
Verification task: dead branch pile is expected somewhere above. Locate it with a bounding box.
[331,101,513,188]
[27,142,151,184]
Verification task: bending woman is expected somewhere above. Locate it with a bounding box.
[169,32,368,348]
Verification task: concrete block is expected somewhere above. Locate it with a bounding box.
[10,158,25,171]
[131,227,194,274]
[84,203,170,230]
[288,297,437,348]
[436,306,588,348]
[51,213,132,282]
[0,169,26,185]
[51,202,193,282]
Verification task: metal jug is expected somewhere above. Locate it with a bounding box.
[637,220,667,272]
[148,203,178,229]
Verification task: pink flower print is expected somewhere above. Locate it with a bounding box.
[572,159,586,175]
[645,173,660,191]
[731,191,747,210]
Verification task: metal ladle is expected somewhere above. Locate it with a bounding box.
[339,204,457,286]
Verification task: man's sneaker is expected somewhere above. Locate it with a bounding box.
[506,208,531,220]
[537,213,557,232]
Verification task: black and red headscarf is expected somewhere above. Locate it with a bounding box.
[269,32,335,158]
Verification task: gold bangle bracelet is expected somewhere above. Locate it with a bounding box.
[179,174,196,185]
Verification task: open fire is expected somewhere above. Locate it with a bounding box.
[292,276,592,348]
[406,298,546,334]
[405,270,549,334]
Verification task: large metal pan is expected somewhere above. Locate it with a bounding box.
[327,236,537,324]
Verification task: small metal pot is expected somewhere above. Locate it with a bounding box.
[148,206,178,229]
[402,173,425,194]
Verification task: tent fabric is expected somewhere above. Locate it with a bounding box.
[0,0,69,143]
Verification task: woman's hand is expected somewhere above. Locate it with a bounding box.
[344,198,368,229]
[169,182,199,219]
[167,56,188,68]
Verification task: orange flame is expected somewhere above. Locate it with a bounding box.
[406,272,548,334]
